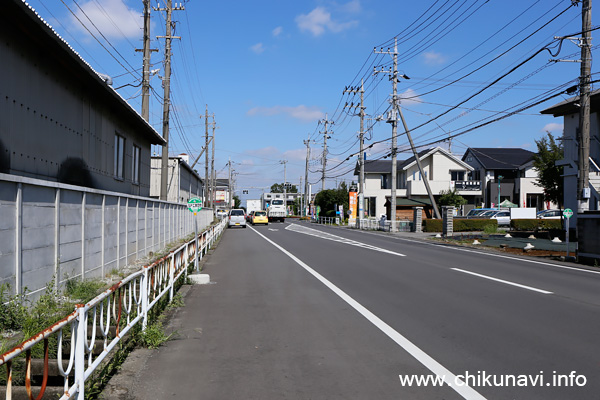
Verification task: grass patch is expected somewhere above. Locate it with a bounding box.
[135,317,173,349]
[0,284,28,332]
[65,278,107,303]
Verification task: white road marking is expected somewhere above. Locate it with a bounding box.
[252,227,486,400]
[286,223,405,257]
[268,229,279,231]
[383,235,600,276]
[452,268,553,295]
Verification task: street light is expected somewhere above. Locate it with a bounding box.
[497,175,503,208]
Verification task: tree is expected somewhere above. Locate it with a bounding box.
[438,189,467,207]
[233,194,241,209]
[533,132,564,208]
[270,182,298,193]
[314,184,349,218]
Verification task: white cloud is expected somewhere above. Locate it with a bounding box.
[422,51,447,66]
[250,43,265,54]
[272,26,283,37]
[398,89,422,106]
[69,0,142,40]
[282,148,306,162]
[295,6,358,37]
[542,123,563,133]
[247,105,324,122]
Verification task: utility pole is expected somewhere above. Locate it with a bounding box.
[304,135,311,217]
[375,39,441,226]
[320,114,332,192]
[299,176,303,216]
[578,0,592,213]
[280,160,288,215]
[155,0,183,200]
[211,120,217,214]
[374,40,399,231]
[136,0,157,122]
[344,79,366,227]
[228,158,232,208]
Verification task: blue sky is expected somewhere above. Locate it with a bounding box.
[25,0,598,204]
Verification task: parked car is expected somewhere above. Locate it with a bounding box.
[216,208,228,218]
[537,209,562,219]
[251,210,268,225]
[465,208,497,218]
[228,209,246,228]
[491,210,511,226]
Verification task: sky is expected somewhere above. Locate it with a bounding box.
[24,0,599,205]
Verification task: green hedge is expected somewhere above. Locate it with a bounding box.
[510,219,562,231]
[423,218,498,232]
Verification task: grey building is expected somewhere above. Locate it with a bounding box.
[462,148,545,209]
[150,154,203,204]
[1,0,165,197]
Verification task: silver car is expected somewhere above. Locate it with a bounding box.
[228,209,247,228]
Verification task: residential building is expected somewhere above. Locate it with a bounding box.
[541,89,600,220]
[1,0,165,197]
[462,148,547,209]
[356,147,479,220]
[150,154,203,203]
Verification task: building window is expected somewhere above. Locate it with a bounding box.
[451,171,465,181]
[398,171,406,189]
[114,134,125,179]
[381,174,390,189]
[366,197,377,217]
[132,145,141,184]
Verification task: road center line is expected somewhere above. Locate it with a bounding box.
[251,227,487,400]
[285,223,405,257]
[451,268,553,295]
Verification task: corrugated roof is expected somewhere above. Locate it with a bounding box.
[14,0,165,145]
[463,148,535,169]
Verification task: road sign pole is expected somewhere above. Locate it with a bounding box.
[187,197,203,272]
[566,217,570,259]
[194,213,199,272]
[563,208,573,259]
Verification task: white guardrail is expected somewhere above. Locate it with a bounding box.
[0,218,227,400]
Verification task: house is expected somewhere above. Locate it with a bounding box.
[149,154,203,203]
[356,147,479,220]
[541,89,600,219]
[461,148,547,209]
[1,0,166,197]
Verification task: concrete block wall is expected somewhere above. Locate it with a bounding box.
[0,173,213,300]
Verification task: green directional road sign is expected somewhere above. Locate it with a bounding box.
[563,208,573,219]
[188,197,203,214]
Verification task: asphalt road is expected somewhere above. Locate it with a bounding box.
[124,221,600,400]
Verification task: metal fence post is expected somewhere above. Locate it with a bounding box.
[169,254,175,301]
[75,305,86,400]
[141,268,149,331]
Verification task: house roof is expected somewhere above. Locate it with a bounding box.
[355,147,471,175]
[463,148,535,170]
[12,0,165,145]
[540,88,600,116]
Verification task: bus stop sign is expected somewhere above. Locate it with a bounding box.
[188,197,203,214]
